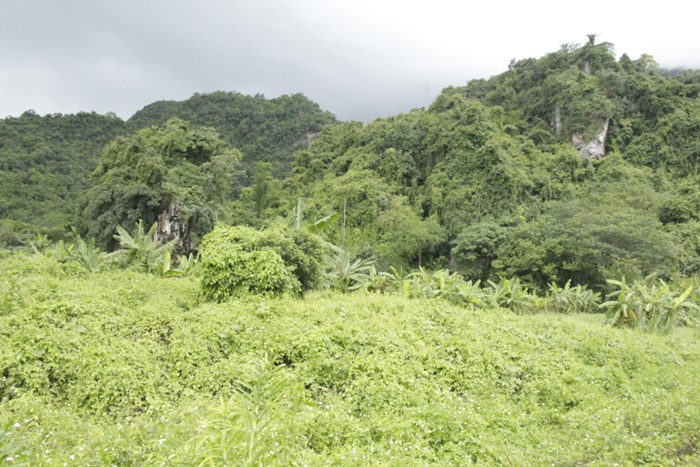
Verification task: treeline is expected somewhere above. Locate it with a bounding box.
[2,38,700,293]
[0,92,337,246]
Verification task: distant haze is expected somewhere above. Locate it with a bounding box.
[2,0,699,122]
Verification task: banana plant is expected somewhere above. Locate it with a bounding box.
[488,277,537,314]
[601,277,697,331]
[547,280,601,314]
[600,278,639,326]
[110,220,177,275]
[328,252,375,292]
[74,237,108,273]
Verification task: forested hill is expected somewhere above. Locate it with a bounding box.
[127,92,338,181]
[459,38,700,173]
[0,111,126,240]
[0,92,337,246]
[280,38,700,290]
[2,39,700,292]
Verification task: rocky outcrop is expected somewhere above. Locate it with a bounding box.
[551,105,562,136]
[572,119,609,160]
[155,200,194,254]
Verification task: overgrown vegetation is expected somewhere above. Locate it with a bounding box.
[0,93,337,247]
[3,37,700,464]
[2,253,700,465]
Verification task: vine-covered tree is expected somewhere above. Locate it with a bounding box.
[79,118,241,252]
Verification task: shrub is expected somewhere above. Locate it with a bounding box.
[200,225,300,301]
[255,226,325,291]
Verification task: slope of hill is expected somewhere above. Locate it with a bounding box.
[2,39,700,291]
[281,39,700,289]
[127,91,338,182]
[0,92,338,245]
[0,111,125,243]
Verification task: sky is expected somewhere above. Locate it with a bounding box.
[2,0,699,123]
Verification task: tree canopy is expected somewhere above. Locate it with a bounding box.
[3,39,700,292]
[79,118,240,252]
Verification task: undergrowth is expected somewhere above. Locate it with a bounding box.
[1,253,700,465]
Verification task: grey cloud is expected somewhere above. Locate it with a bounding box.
[1,1,699,122]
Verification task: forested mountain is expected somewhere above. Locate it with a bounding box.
[2,39,700,291]
[0,92,337,246]
[278,38,700,290]
[0,111,125,244]
[127,91,338,182]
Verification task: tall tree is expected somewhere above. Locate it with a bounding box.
[79,118,240,252]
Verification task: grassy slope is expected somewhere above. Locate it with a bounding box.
[1,254,700,465]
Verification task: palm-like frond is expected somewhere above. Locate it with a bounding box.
[111,220,176,275]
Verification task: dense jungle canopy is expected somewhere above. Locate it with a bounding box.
[2,39,700,290]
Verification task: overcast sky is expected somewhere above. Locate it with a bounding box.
[2,0,699,122]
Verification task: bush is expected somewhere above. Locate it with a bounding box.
[255,226,325,291]
[200,225,300,301]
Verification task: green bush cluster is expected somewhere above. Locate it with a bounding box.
[327,261,700,332]
[200,224,324,301]
[602,277,698,331]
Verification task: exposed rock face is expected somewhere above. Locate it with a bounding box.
[155,200,194,254]
[304,130,321,146]
[572,119,609,160]
[551,105,562,136]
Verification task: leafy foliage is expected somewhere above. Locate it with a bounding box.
[200,226,298,301]
[487,277,540,315]
[127,92,338,183]
[2,256,700,464]
[79,118,241,252]
[199,224,326,301]
[280,39,700,291]
[184,355,301,466]
[326,252,376,292]
[110,220,176,276]
[546,280,601,314]
[6,37,700,464]
[493,196,677,290]
[0,111,125,239]
[602,277,698,331]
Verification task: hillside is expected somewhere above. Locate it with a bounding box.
[2,39,700,292]
[127,91,338,182]
[0,111,125,244]
[3,39,700,464]
[1,253,699,465]
[0,93,337,246]
[280,39,700,290]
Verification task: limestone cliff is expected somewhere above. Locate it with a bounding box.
[572,119,609,160]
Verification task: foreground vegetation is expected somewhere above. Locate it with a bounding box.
[2,252,700,465]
